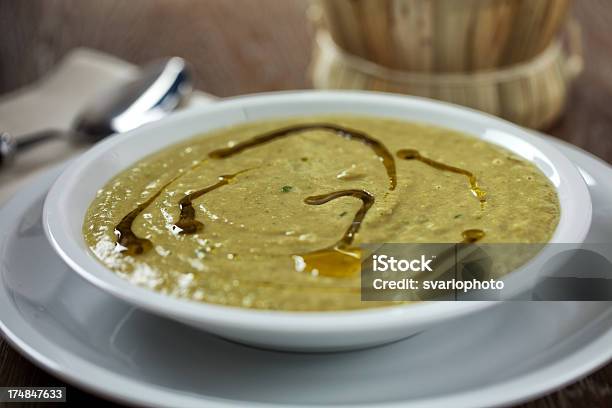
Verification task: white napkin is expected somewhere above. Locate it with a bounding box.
[0,48,214,204]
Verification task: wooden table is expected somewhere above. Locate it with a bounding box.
[1,1,611,406]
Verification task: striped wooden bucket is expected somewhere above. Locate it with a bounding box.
[310,23,582,129]
[318,0,572,72]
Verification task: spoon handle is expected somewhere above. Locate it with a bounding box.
[0,129,63,168]
[0,132,17,167]
[15,129,62,149]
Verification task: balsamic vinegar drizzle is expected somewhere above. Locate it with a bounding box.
[174,169,249,234]
[295,189,375,278]
[208,123,397,191]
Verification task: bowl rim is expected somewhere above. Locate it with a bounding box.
[43,90,592,332]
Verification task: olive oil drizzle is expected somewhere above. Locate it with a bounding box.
[114,175,181,255]
[397,149,486,243]
[174,170,249,234]
[304,189,375,248]
[462,229,485,243]
[294,189,374,278]
[113,122,394,254]
[396,149,487,204]
[114,204,155,255]
[208,123,397,191]
[113,125,489,257]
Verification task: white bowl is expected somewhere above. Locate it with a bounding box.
[43,91,592,351]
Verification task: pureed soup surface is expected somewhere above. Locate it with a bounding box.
[84,116,560,311]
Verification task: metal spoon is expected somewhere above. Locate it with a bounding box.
[0,56,193,167]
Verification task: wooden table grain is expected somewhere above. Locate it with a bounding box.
[1,1,611,407]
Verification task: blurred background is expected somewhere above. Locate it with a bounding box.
[0,0,313,97]
[0,0,610,149]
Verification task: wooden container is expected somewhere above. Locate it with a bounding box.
[318,0,572,72]
[310,24,583,129]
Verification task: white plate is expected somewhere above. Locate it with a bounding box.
[42,91,592,351]
[1,136,610,408]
